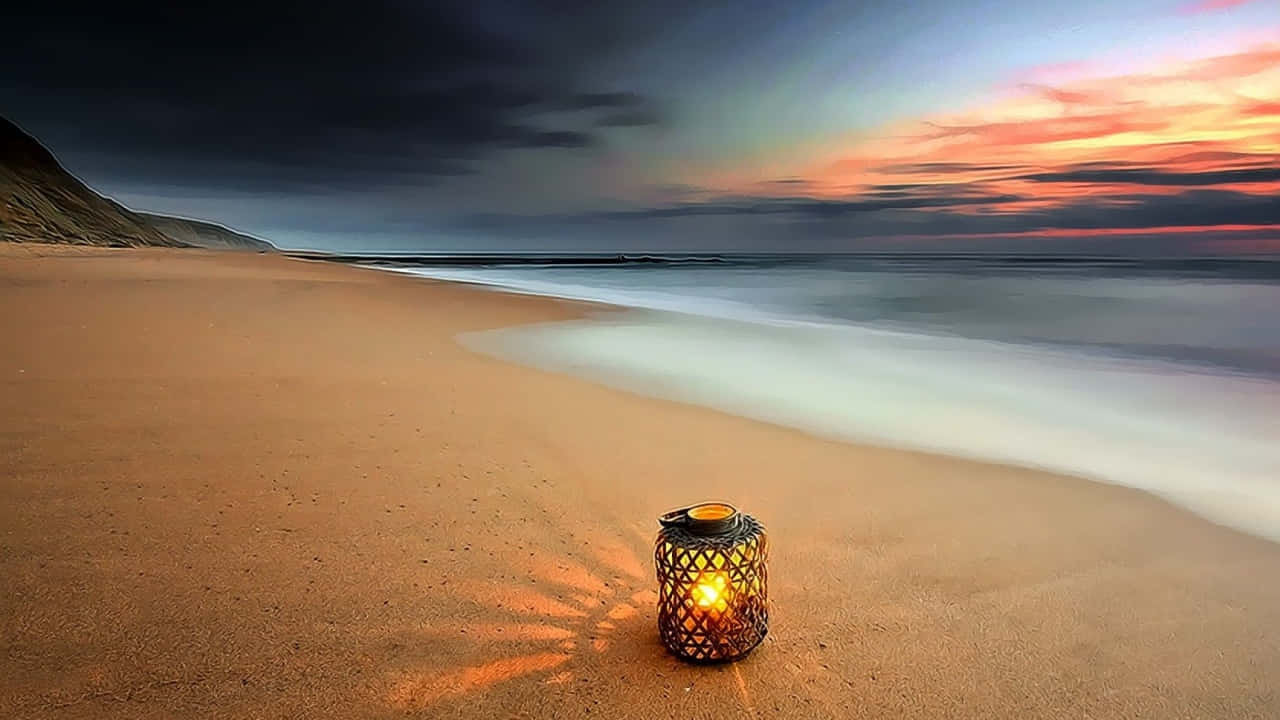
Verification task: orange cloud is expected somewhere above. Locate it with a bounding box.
[861,224,1280,242]
[781,42,1280,218]
[1241,99,1280,116]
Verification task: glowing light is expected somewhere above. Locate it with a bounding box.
[692,572,729,611]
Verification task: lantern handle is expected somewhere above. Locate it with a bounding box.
[658,506,694,528]
[658,503,741,534]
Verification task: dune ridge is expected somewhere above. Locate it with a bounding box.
[0,116,273,251]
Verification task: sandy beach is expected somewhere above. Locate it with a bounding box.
[2,246,1277,719]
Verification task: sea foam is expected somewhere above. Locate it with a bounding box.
[461,310,1280,543]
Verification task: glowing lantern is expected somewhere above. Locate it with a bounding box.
[655,502,768,662]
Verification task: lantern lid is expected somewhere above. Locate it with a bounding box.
[659,502,740,536]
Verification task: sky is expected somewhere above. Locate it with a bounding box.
[2,0,1278,253]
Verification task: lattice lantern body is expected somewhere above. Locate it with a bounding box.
[655,503,768,663]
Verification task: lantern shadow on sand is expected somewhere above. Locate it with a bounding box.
[383,527,657,710]
[380,498,771,716]
[382,520,769,712]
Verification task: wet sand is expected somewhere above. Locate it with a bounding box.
[1,245,1277,719]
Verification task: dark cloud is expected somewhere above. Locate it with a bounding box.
[873,162,1023,174]
[460,191,1026,224]
[1017,166,1280,186]
[508,130,597,149]
[862,182,996,195]
[553,92,649,111]
[873,158,1280,184]
[597,197,917,219]
[0,1,668,191]
[594,109,665,128]
[447,189,1280,248]
[647,183,718,199]
[1019,190,1280,230]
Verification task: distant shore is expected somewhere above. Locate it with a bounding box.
[2,245,1278,719]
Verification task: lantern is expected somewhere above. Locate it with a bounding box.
[655,502,768,663]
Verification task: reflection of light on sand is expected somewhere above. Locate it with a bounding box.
[588,535,649,580]
[526,547,616,596]
[605,602,639,621]
[544,671,574,685]
[386,524,660,710]
[384,522,778,718]
[455,581,588,619]
[732,665,757,718]
[389,653,572,708]
[454,623,575,642]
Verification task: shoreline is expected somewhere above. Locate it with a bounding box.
[289,259,1280,560]
[367,261,1280,546]
[3,246,1278,719]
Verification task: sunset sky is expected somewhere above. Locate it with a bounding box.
[3,0,1278,252]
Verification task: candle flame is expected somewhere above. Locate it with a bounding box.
[691,572,729,610]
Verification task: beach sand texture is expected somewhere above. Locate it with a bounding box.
[2,246,1277,719]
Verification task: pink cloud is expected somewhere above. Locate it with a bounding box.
[1180,0,1258,15]
[1019,84,1115,106]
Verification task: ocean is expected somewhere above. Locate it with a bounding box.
[362,255,1280,542]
